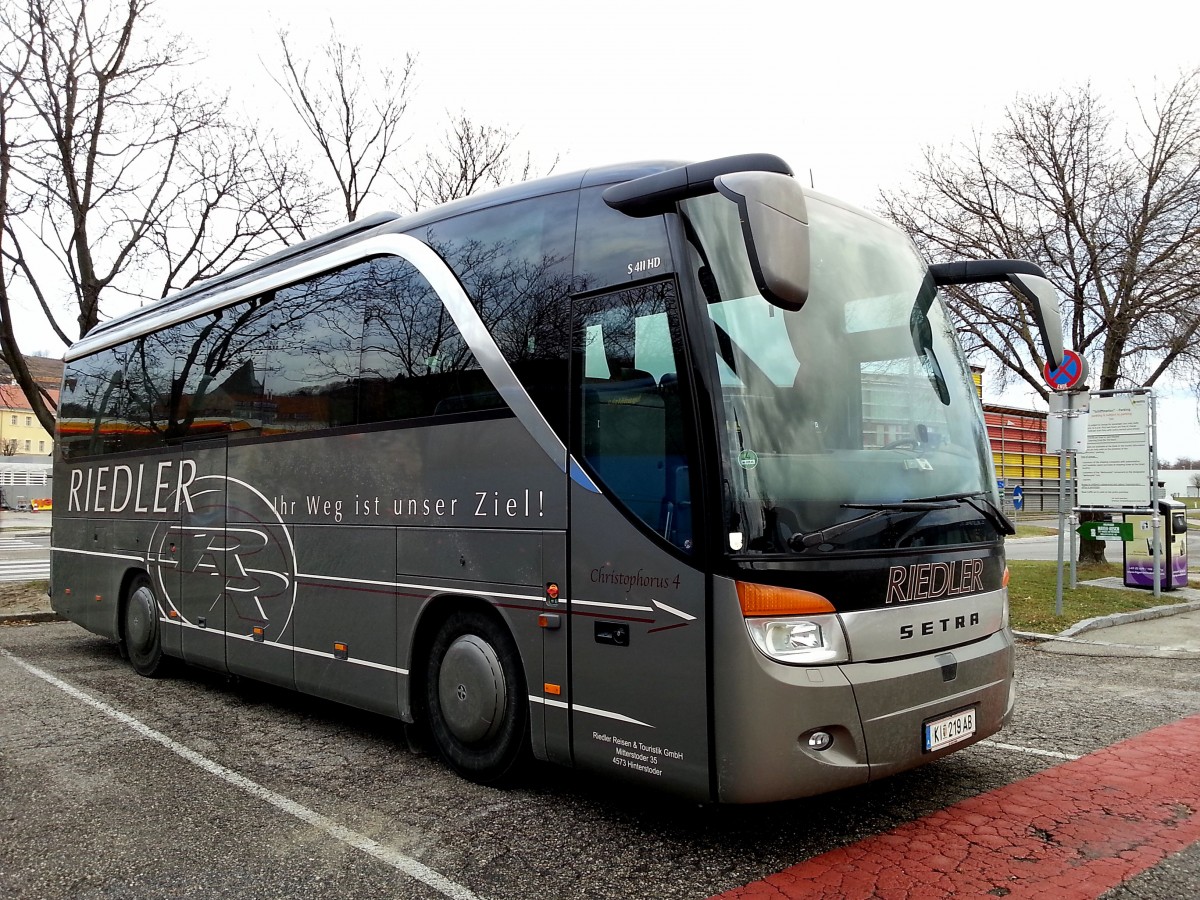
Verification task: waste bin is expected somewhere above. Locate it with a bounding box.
[1123,499,1189,590]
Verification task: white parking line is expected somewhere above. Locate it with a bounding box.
[977,739,1081,761]
[0,648,484,900]
[0,562,50,583]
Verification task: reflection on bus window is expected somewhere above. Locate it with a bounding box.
[575,281,692,551]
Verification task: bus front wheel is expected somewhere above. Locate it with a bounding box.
[424,610,529,783]
[124,575,166,678]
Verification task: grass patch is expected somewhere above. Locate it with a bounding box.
[1010,524,1059,538]
[1007,560,1188,634]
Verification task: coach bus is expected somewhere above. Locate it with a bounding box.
[51,153,1063,803]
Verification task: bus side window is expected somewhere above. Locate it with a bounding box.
[258,263,371,433]
[573,280,692,551]
[358,256,497,424]
[59,346,130,458]
[415,191,577,440]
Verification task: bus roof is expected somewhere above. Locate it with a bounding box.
[71,160,687,360]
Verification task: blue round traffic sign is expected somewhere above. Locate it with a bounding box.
[1043,349,1086,390]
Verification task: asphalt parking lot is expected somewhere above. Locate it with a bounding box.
[3,618,1200,899]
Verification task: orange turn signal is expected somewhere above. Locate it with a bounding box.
[736,582,835,617]
[544,683,561,696]
[1002,566,1011,588]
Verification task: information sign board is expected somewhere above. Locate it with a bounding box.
[1076,394,1151,507]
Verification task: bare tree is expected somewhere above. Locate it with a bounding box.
[271,27,415,224]
[0,0,320,434]
[882,72,1200,402]
[404,112,543,211]
[883,71,1200,562]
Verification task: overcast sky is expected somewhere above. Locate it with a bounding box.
[14,0,1200,457]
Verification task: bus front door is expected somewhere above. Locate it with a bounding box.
[567,282,711,798]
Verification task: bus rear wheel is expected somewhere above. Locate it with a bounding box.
[124,575,166,678]
[424,610,529,783]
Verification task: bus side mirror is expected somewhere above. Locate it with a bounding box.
[1008,273,1065,372]
[929,260,1064,370]
[714,171,810,312]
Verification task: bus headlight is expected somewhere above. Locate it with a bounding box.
[744,614,848,665]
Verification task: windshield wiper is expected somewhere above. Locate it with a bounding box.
[906,491,1016,536]
[787,500,957,551]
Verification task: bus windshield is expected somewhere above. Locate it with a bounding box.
[680,191,997,554]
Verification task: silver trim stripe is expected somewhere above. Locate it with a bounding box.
[52,547,147,564]
[162,618,410,675]
[530,695,653,728]
[572,599,654,613]
[652,599,696,621]
[296,571,543,605]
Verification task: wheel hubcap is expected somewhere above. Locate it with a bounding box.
[438,635,506,744]
[127,587,155,653]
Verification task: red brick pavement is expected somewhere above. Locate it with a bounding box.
[713,714,1200,899]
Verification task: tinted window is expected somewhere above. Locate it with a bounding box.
[59,346,130,458]
[359,256,498,423]
[170,299,274,442]
[574,280,692,551]
[416,192,577,438]
[574,186,672,292]
[61,232,560,456]
[259,264,369,434]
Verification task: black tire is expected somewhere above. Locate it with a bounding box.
[424,610,529,783]
[123,574,166,678]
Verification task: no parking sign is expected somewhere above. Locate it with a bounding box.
[1044,349,1087,391]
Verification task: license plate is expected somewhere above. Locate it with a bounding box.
[924,707,977,752]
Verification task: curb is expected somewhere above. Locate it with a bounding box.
[1058,598,1200,638]
[1014,629,1200,659]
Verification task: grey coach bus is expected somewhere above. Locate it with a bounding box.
[52,153,1063,803]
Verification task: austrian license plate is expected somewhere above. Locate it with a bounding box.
[924,706,977,752]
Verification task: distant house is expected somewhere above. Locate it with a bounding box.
[0,354,64,392]
[0,383,60,461]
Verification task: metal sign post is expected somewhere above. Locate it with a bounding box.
[1151,394,1161,599]
[1056,446,1067,615]
[1069,450,1078,591]
[1047,387,1088,617]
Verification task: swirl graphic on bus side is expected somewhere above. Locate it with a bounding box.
[148,475,297,642]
